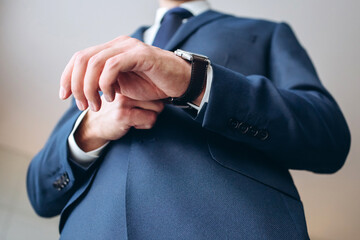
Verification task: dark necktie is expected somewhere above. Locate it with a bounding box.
[152,7,193,49]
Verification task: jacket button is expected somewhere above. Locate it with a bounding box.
[53,172,69,191]
[228,118,240,129]
[249,126,259,137]
[257,130,269,141]
[238,122,249,134]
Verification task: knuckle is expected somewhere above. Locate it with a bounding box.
[74,51,88,64]
[88,55,102,67]
[98,78,108,90]
[137,44,148,55]
[72,51,81,59]
[110,35,130,46]
[105,56,119,70]
[116,35,130,41]
[128,37,140,45]
[83,86,95,99]
[71,88,83,98]
[71,85,84,98]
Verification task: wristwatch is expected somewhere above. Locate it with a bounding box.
[169,49,210,107]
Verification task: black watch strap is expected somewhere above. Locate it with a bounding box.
[170,50,210,107]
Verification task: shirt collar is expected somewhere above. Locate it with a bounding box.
[154,1,211,26]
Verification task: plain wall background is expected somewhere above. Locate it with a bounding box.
[0,0,359,239]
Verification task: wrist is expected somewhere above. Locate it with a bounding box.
[175,61,192,98]
[170,49,209,106]
[74,112,108,152]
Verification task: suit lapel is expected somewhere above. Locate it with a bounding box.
[164,10,227,51]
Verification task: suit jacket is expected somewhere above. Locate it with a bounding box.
[27,10,351,240]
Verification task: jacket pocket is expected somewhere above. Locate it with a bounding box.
[207,135,300,200]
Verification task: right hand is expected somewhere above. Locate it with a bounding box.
[59,36,191,112]
[74,94,164,152]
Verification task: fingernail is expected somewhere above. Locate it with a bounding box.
[59,87,66,99]
[89,102,96,111]
[76,100,85,111]
[104,94,112,102]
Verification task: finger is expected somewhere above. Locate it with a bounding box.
[71,52,90,111]
[61,48,103,102]
[84,46,128,110]
[59,54,77,100]
[129,108,158,130]
[59,36,131,103]
[99,51,141,101]
[113,84,121,94]
[114,94,164,113]
[131,100,165,113]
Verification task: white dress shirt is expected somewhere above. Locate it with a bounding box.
[68,0,213,166]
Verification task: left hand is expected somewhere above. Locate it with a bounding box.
[74,94,165,152]
[59,36,191,111]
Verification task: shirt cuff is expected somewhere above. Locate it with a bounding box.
[68,109,109,168]
[187,64,213,112]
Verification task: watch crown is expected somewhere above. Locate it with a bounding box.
[174,49,210,64]
[174,49,193,61]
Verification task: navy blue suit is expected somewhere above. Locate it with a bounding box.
[27,10,350,239]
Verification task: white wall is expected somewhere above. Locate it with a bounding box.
[0,0,359,239]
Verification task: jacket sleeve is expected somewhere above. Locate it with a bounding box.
[197,22,351,173]
[26,100,97,217]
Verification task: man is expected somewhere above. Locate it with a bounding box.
[27,0,351,239]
